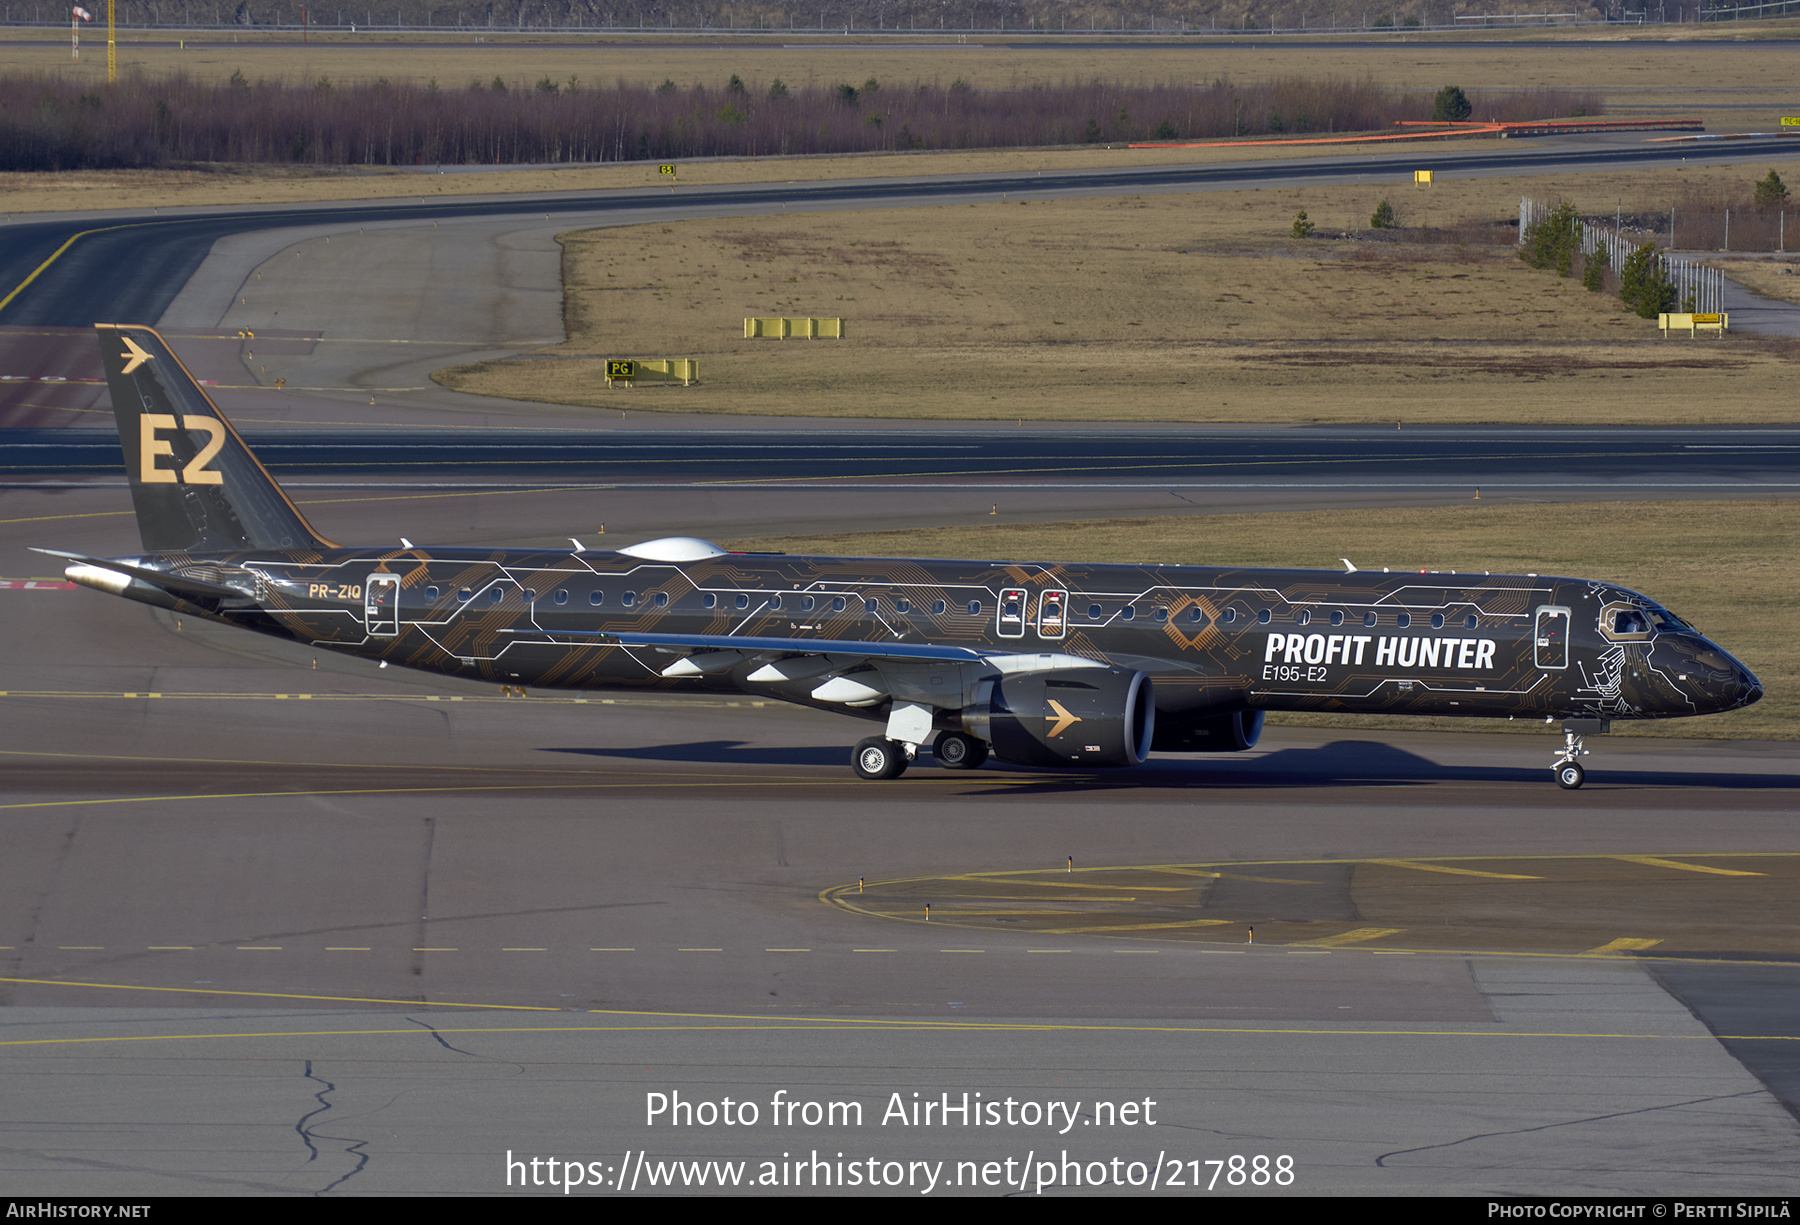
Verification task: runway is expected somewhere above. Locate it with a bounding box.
[3,601,1797,1193]
[4,132,1797,327]
[2,136,1798,1196]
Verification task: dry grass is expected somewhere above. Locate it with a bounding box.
[722,498,1797,741]
[10,26,1800,98]
[438,163,1800,424]
[0,134,1493,214]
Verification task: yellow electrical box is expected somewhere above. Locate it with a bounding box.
[744,317,846,339]
[1414,170,1434,185]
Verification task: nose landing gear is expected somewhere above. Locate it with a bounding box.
[1552,718,1610,789]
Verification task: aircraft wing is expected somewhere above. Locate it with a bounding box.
[559,629,986,663]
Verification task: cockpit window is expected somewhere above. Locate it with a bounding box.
[1647,606,1691,632]
[1599,601,1655,641]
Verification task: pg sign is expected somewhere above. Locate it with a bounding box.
[607,360,636,382]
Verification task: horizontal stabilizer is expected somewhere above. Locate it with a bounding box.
[32,547,249,602]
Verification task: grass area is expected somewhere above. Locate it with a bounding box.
[437,160,1800,424]
[0,134,1487,214]
[721,498,1795,741]
[8,27,1800,98]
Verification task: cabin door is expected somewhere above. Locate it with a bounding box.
[365,574,401,638]
[1534,606,1569,670]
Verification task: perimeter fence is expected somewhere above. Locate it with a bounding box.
[1519,197,1725,315]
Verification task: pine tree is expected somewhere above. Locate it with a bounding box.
[1432,85,1472,122]
[1619,243,1676,319]
[1291,210,1315,239]
[1370,199,1396,229]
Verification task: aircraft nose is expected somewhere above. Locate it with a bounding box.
[1691,643,1761,711]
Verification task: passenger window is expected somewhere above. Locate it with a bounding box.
[1296,609,1311,626]
[589,591,603,606]
[968,600,982,615]
[1256,609,1271,625]
[1222,608,1237,624]
[1154,607,1168,622]
[865,598,879,613]
[460,588,472,602]
[623,591,637,608]
[1186,606,1207,625]
[933,600,946,615]
[832,597,846,612]
[770,594,783,611]
[1330,610,1344,627]
[734,594,749,610]
[1088,604,1102,619]
[702,593,716,608]
[1396,612,1410,628]
[801,595,815,612]
[524,589,536,603]
[425,585,439,601]
[895,599,910,614]
[1120,606,1135,621]
[554,589,568,606]
[1465,614,1478,629]
[654,592,668,608]
[1362,611,1377,627]
[488,588,503,604]
[1430,612,1443,629]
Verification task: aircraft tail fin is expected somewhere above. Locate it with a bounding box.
[96,324,334,555]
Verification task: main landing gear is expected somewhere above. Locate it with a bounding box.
[850,731,991,779]
[932,730,989,770]
[1552,718,1611,790]
[852,737,912,780]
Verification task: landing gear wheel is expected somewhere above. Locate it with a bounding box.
[1555,761,1586,790]
[932,731,989,770]
[852,737,909,780]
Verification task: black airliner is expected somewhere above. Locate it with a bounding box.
[46,325,1762,788]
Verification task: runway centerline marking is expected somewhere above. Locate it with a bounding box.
[1581,938,1664,956]
[5,979,1800,1044]
[1368,859,1542,879]
[1611,855,1763,876]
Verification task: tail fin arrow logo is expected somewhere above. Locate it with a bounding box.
[120,336,154,375]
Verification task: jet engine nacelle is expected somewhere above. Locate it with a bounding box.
[1152,709,1264,753]
[964,668,1155,768]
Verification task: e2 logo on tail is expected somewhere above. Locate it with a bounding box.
[138,414,225,485]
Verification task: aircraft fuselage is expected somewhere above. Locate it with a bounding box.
[89,544,1761,741]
